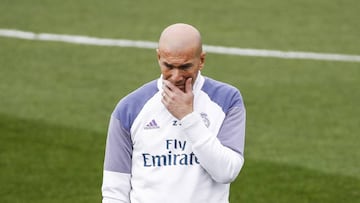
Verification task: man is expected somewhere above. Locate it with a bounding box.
[102,23,246,203]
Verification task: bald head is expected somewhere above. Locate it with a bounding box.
[158,23,203,57]
[157,24,206,91]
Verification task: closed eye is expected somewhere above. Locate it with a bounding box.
[163,62,193,70]
[163,62,174,69]
[179,63,193,70]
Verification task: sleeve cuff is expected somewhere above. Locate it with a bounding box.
[180,112,201,127]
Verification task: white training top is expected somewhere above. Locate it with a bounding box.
[102,73,246,203]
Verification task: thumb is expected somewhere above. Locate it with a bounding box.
[185,78,193,93]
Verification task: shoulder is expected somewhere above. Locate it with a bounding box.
[201,77,244,112]
[112,80,159,131]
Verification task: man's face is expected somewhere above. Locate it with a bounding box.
[157,49,205,92]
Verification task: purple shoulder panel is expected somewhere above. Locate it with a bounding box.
[201,77,246,155]
[112,80,159,132]
[104,80,158,173]
[201,77,244,112]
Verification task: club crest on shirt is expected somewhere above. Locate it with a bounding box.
[200,112,210,128]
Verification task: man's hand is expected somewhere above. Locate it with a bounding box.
[161,78,194,120]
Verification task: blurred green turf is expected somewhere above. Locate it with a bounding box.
[1,113,359,203]
[1,0,360,202]
[1,0,359,53]
[0,114,103,203]
[232,159,360,203]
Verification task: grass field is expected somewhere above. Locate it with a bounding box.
[1,0,360,202]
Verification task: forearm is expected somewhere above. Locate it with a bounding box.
[102,171,131,203]
[181,112,244,183]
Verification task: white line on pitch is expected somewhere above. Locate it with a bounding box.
[1,28,360,63]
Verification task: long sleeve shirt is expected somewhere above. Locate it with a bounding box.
[102,73,246,203]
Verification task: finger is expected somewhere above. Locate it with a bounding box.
[162,80,168,89]
[161,91,168,104]
[162,80,174,91]
[162,83,171,97]
[185,78,193,93]
[163,80,184,93]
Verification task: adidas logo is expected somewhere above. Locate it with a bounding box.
[144,119,160,129]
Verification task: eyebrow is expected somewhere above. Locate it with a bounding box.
[163,62,193,69]
[179,63,193,69]
[163,62,174,68]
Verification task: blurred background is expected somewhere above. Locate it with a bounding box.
[0,0,359,202]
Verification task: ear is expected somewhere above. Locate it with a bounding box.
[156,49,161,60]
[199,52,206,70]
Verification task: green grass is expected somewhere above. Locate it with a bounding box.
[1,0,359,53]
[231,159,360,203]
[1,113,359,203]
[1,0,360,202]
[0,114,103,203]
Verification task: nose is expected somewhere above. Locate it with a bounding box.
[169,69,184,83]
